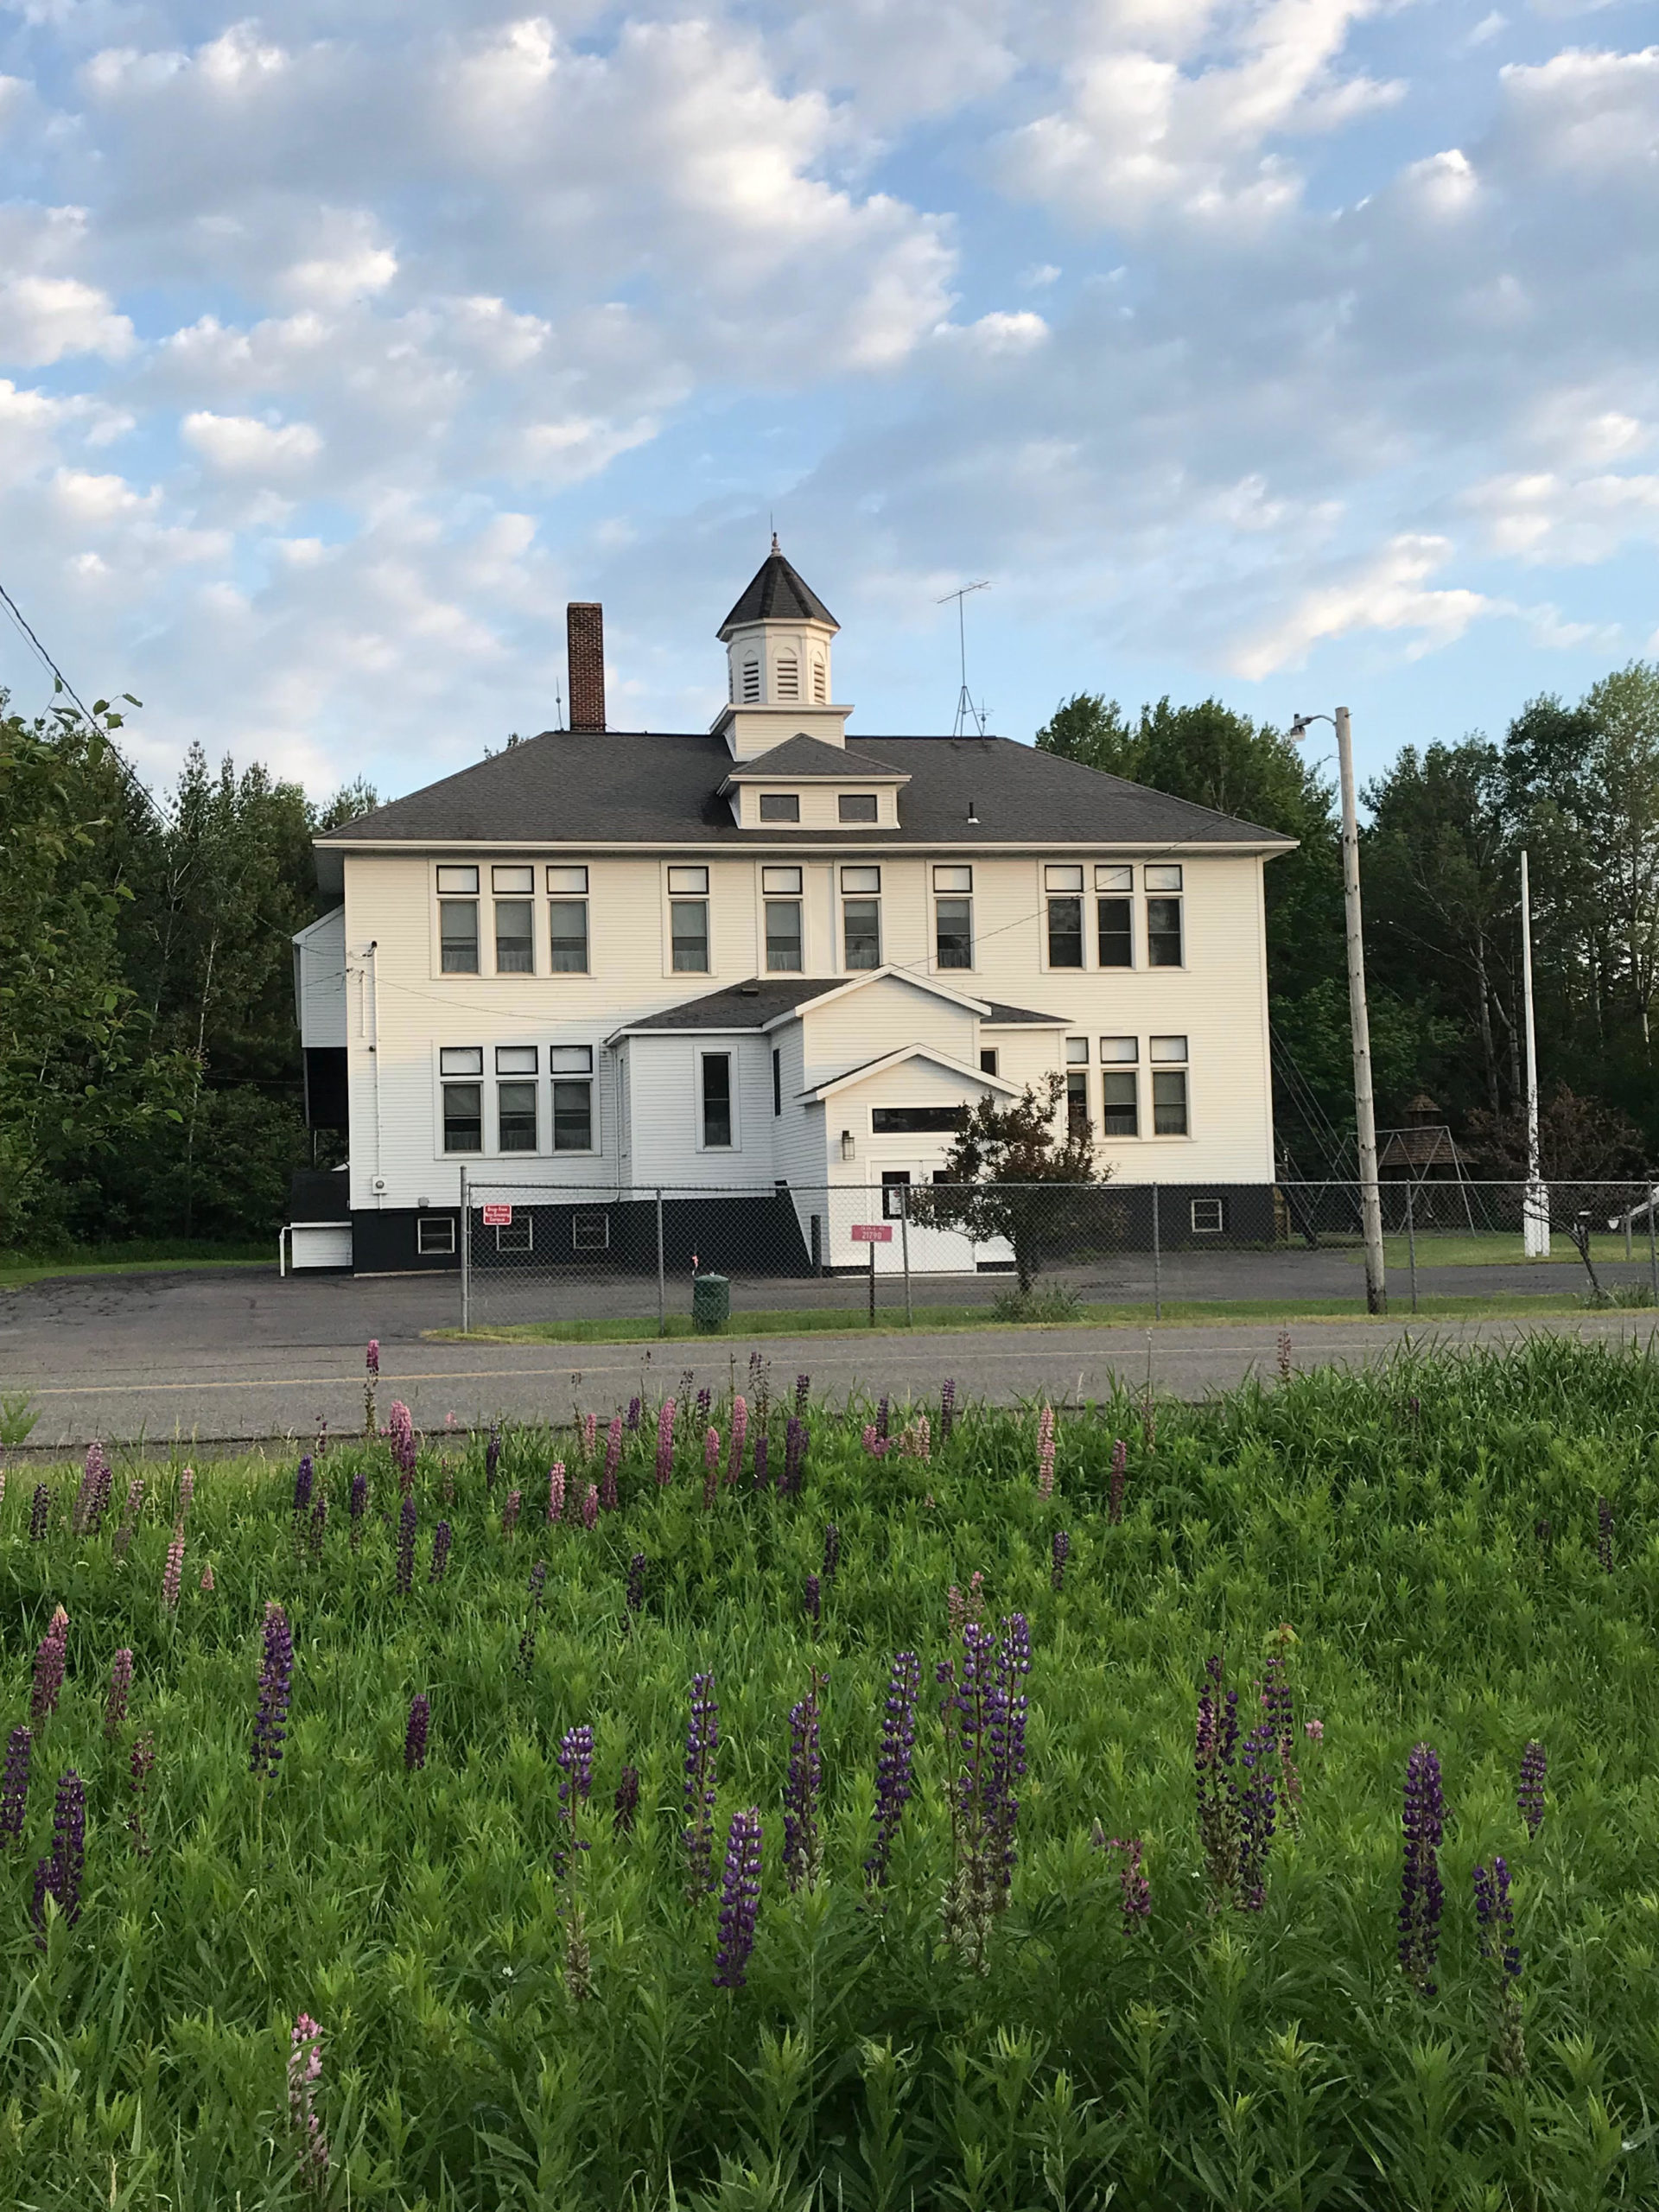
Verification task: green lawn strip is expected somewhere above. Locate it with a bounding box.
[433,1287,1608,1344]
[1376,1230,1655,1269]
[0,1241,270,1289]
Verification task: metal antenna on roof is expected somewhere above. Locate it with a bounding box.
[937,580,990,737]
[555,677,565,732]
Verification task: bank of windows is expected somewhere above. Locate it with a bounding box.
[435,864,591,976]
[1041,862,1185,969]
[841,865,882,969]
[933,864,973,970]
[669,867,710,973]
[1056,1035,1192,1141]
[437,1044,596,1155]
[763,867,804,972]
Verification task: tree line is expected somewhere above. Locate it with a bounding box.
[1038,665,1659,1182]
[0,694,371,1253]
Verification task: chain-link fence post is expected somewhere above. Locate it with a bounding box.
[1648,1188,1657,1309]
[459,1164,470,1333]
[899,1185,913,1327]
[656,1187,666,1338]
[1405,1177,1419,1316]
[1151,1183,1161,1322]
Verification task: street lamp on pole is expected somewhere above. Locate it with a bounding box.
[1288,705,1387,1315]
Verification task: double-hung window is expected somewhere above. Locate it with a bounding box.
[551,1046,594,1152]
[440,1046,483,1150]
[1151,1034,1190,1135]
[1046,866,1084,967]
[701,1052,734,1148]
[841,867,881,970]
[496,1046,538,1151]
[933,865,973,970]
[669,867,710,973]
[493,867,535,973]
[1099,1036,1139,1136]
[1065,1037,1091,1140]
[1146,865,1184,967]
[1096,865,1134,967]
[762,866,804,972]
[547,866,589,973]
[437,867,480,973]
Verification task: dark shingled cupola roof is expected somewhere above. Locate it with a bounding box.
[718,537,838,638]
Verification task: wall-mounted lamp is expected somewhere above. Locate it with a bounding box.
[841,1128,855,1161]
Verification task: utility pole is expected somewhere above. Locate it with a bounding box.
[1290,706,1387,1313]
[1520,848,1549,1256]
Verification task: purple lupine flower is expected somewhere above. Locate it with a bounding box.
[988,1612,1032,1894]
[875,1395,890,1442]
[783,1694,822,1891]
[1597,1496,1613,1573]
[288,2014,331,2195]
[626,1552,646,1612]
[429,1519,452,1582]
[784,1415,807,1496]
[293,1454,315,1516]
[105,1649,133,1740]
[866,1651,921,1887]
[389,1401,417,1489]
[626,1395,642,1433]
[714,1808,764,1989]
[696,1386,713,1427]
[1108,1439,1128,1525]
[503,1488,522,1537]
[308,1493,327,1560]
[1051,1529,1070,1590]
[1261,1646,1303,1832]
[940,1377,957,1444]
[1474,1854,1528,2075]
[683,1672,720,1898]
[547,1460,565,1524]
[251,1602,295,1780]
[348,1471,368,1549]
[556,1723,594,1875]
[29,1484,49,1541]
[753,1430,769,1491]
[823,1527,841,1586]
[517,1560,549,1675]
[30,1607,68,1723]
[162,1532,185,1612]
[601,1416,623,1511]
[1399,1741,1446,1995]
[796,1373,810,1417]
[582,1482,598,1527]
[73,1442,112,1537]
[1096,1833,1152,1929]
[727,1395,748,1486]
[1517,1741,1546,1838]
[114,1476,144,1561]
[0,1727,30,1849]
[1036,1404,1056,1500]
[31,1768,86,1942]
[128,1731,155,1856]
[655,1397,677,1486]
[804,1572,821,1624]
[366,1339,379,1378]
[395,1494,417,1592]
[1236,1722,1277,1910]
[404,1693,430,1771]
[1195,1655,1241,1907]
[613,1764,640,1836]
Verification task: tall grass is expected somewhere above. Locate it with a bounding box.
[2,1335,1656,2209]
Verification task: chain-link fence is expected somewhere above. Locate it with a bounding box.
[454,1173,1659,1333]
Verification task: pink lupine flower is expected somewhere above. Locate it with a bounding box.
[503,1489,522,1536]
[582,1411,598,1458]
[388,1400,417,1488]
[162,1533,185,1612]
[726,1395,747,1485]
[105,1649,132,1739]
[548,1461,566,1524]
[916,1414,931,1464]
[582,1483,599,1529]
[287,2013,331,2194]
[177,1467,195,1522]
[1304,1718,1325,1742]
[601,1416,623,1510]
[1036,1404,1056,1501]
[655,1398,677,1486]
[30,1607,68,1723]
[200,1564,215,1593]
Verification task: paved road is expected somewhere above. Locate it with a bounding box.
[2,1264,1655,1454]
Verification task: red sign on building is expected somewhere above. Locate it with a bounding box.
[481,1204,512,1227]
[849,1223,893,1243]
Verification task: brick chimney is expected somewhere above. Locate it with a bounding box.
[567,602,606,732]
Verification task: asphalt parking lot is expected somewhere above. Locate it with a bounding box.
[2,1257,1655,1453]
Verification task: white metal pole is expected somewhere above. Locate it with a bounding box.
[1336,707,1387,1313]
[1520,849,1550,1258]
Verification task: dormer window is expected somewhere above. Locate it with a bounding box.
[741,657,761,703]
[776,652,799,701]
[759,792,800,823]
[838,792,878,824]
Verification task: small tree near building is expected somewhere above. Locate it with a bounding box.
[909,1071,1106,1295]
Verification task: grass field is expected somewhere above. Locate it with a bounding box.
[3,1338,1657,2208]
[0,1239,270,1291]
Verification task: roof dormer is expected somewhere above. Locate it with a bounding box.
[711,537,852,759]
[717,734,909,830]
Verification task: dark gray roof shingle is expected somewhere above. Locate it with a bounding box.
[722,734,906,782]
[980,1001,1069,1026]
[610,980,823,1033]
[718,547,837,635]
[318,730,1295,852]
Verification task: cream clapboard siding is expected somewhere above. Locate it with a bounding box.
[293,909,347,1047]
[327,843,1275,1211]
[622,1033,775,1188]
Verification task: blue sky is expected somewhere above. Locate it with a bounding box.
[1,0,1655,802]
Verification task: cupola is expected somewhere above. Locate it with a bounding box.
[712,537,851,760]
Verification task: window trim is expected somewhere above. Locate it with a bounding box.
[1146,893,1185,970]
[1101,1067,1139,1140]
[934,893,974,973]
[439,897,480,976]
[772,1046,782,1117]
[551,1074,597,1154]
[698,1048,738,1152]
[1096,893,1134,969]
[1190,1196,1225,1235]
[842,893,882,973]
[837,791,879,823]
[758,791,801,824]
[496,1077,539,1154]
[493,897,536,976]
[548,894,590,975]
[764,898,804,973]
[1044,892,1084,970]
[416,1214,457,1256]
[442,1079,484,1154]
[496,1216,533,1255]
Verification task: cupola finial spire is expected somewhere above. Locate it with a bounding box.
[771,530,779,554]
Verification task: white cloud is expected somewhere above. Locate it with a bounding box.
[0,275,134,365]
[181,410,324,472]
[1230,536,1503,676]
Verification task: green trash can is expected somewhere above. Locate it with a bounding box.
[692,1273,731,1331]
